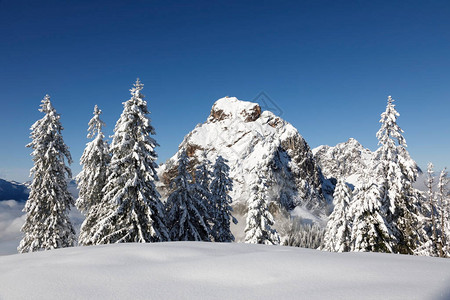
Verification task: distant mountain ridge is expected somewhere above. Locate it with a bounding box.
[0,179,29,202]
[0,179,79,202]
[313,138,421,187]
[312,138,373,186]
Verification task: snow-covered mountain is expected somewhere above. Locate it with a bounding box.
[158,97,329,233]
[313,138,422,188]
[312,138,373,186]
[0,179,29,202]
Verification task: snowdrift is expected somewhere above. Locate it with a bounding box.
[1,242,449,299]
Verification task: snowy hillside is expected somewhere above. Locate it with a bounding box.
[158,97,328,237]
[1,242,449,300]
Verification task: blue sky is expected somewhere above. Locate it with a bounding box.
[0,0,449,182]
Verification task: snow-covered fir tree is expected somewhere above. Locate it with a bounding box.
[165,150,210,241]
[425,162,439,256]
[375,95,420,254]
[194,155,213,232]
[88,79,168,244]
[350,172,396,253]
[76,105,111,245]
[18,95,76,253]
[244,168,280,245]
[437,168,449,257]
[322,178,352,252]
[210,156,237,242]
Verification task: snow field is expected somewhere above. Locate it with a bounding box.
[0,242,449,300]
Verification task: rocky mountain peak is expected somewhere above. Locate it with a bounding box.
[208,97,262,123]
[158,96,329,237]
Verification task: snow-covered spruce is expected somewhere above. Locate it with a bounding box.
[18,95,76,253]
[244,168,280,245]
[374,95,421,254]
[88,79,169,244]
[426,162,439,256]
[76,105,111,245]
[437,168,449,257]
[322,179,352,252]
[350,173,395,253]
[193,155,213,235]
[209,156,237,242]
[165,151,210,241]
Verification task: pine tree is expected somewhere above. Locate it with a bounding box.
[89,79,169,244]
[437,168,449,257]
[210,156,237,242]
[350,175,395,253]
[76,105,111,245]
[18,95,75,253]
[425,162,439,256]
[322,178,352,252]
[244,169,280,245]
[194,156,213,232]
[165,150,211,241]
[375,95,420,254]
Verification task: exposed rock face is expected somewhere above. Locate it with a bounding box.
[158,97,328,219]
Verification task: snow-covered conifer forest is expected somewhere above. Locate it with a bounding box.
[1,79,449,299]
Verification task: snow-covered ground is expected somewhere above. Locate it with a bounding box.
[0,242,449,300]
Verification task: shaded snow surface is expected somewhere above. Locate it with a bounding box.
[1,242,449,300]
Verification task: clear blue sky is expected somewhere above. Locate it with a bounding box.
[0,0,449,182]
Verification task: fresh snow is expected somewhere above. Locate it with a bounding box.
[0,242,449,300]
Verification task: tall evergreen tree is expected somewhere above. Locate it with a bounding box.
[437,168,449,257]
[165,150,211,241]
[375,95,420,254]
[210,156,237,242]
[18,95,75,253]
[425,162,439,256]
[76,105,111,245]
[89,79,169,244]
[322,178,352,252]
[244,168,280,245]
[194,156,213,231]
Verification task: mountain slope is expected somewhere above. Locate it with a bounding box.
[158,97,328,225]
[1,242,449,300]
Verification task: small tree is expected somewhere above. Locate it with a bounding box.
[210,156,237,242]
[244,169,280,245]
[89,79,169,244]
[77,105,111,245]
[437,168,449,257]
[165,150,210,241]
[18,95,75,253]
[322,179,352,252]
